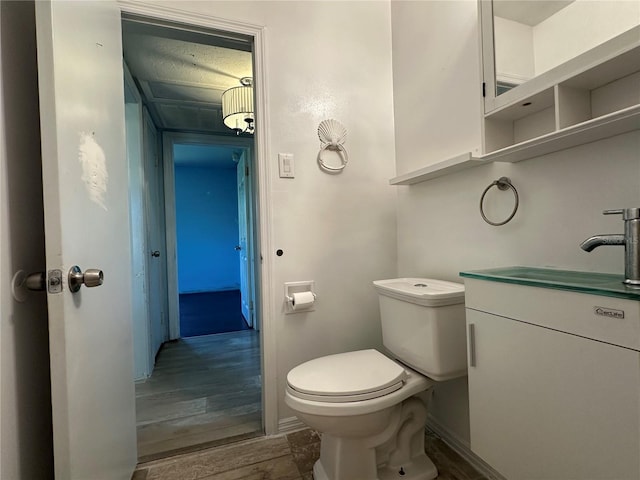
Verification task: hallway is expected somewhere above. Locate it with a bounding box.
[135,330,262,461]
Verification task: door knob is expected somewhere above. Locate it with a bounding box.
[151,250,160,257]
[11,270,47,302]
[68,266,104,293]
[25,271,46,291]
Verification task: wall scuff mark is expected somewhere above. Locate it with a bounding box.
[78,132,108,210]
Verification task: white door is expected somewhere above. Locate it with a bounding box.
[237,151,253,327]
[35,2,137,479]
[143,108,168,358]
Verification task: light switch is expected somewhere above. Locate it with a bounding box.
[278,153,295,178]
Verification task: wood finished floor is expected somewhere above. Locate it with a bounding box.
[133,428,488,480]
[135,330,262,462]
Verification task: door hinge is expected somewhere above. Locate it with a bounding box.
[249,300,254,311]
[245,166,249,177]
[482,82,486,97]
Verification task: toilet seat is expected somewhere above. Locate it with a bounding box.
[286,349,408,403]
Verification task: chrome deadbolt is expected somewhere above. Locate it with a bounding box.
[68,266,104,293]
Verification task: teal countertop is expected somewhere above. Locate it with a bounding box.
[459,266,640,300]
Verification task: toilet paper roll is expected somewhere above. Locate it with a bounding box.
[291,291,315,310]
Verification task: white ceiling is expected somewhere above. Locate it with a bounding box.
[122,19,253,137]
[122,19,253,168]
[493,0,575,26]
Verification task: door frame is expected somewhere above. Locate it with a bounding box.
[124,63,153,380]
[118,0,277,435]
[162,131,254,339]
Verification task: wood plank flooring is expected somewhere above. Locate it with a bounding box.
[135,330,262,462]
[133,428,488,480]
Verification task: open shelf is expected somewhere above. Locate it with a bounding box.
[484,28,640,156]
[389,152,486,185]
[483,104,640,163]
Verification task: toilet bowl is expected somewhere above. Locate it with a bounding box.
[285,278,467,480]
[286,349,436,480]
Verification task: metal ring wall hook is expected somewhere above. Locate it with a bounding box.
[479,176,519,226]
[317,143,349,172]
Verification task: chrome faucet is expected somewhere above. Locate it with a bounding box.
[580,208,640,287]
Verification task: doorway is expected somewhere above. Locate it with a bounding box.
[168,139,257,339]
[121,15,263,461]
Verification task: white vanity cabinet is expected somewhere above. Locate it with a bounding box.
[463,272,640,480]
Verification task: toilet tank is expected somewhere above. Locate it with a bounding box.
[373,278,467,381]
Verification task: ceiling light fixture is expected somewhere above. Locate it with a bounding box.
[221,77,254,135]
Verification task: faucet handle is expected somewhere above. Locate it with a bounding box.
[603,208,640,219]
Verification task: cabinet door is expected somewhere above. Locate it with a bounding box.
[467,309,640,480]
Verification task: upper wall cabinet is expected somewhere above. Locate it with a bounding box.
[479,0,640,161]
[389,1,639,185]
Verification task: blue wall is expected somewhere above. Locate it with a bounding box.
[174,165,240,293]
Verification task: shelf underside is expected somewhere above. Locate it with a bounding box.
[391,105,639,185]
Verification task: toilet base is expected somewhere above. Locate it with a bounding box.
[377,454,437,480]
[308,395,436,480]
[313,453,437,480]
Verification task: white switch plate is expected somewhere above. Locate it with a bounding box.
[278,153,294,178]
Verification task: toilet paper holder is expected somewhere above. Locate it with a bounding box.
[285,281,316,313]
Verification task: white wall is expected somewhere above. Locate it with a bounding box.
[392,0,640,446]
[534,0,640,74]
[155,1,399,423]
[493,16,534,84]
[0,1,54,478]
[493,1,639,80]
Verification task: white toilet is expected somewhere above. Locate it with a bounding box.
[285,278,467,480]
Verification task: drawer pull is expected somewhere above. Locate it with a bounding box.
[468,323,476,367]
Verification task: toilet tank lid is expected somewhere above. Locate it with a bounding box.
[373,278,465,306]
[287,349,407,398]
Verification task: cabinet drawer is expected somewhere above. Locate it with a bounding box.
[464,278,640,351]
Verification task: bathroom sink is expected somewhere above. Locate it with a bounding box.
[461,266,640,354]
[460,266,640,300]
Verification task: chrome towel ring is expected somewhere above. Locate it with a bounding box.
[480,177,519,226]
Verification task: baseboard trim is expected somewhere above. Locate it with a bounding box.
[278,416,306,434]
[426,414,504,480]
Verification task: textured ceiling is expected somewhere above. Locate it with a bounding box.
[122,19,253,137]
